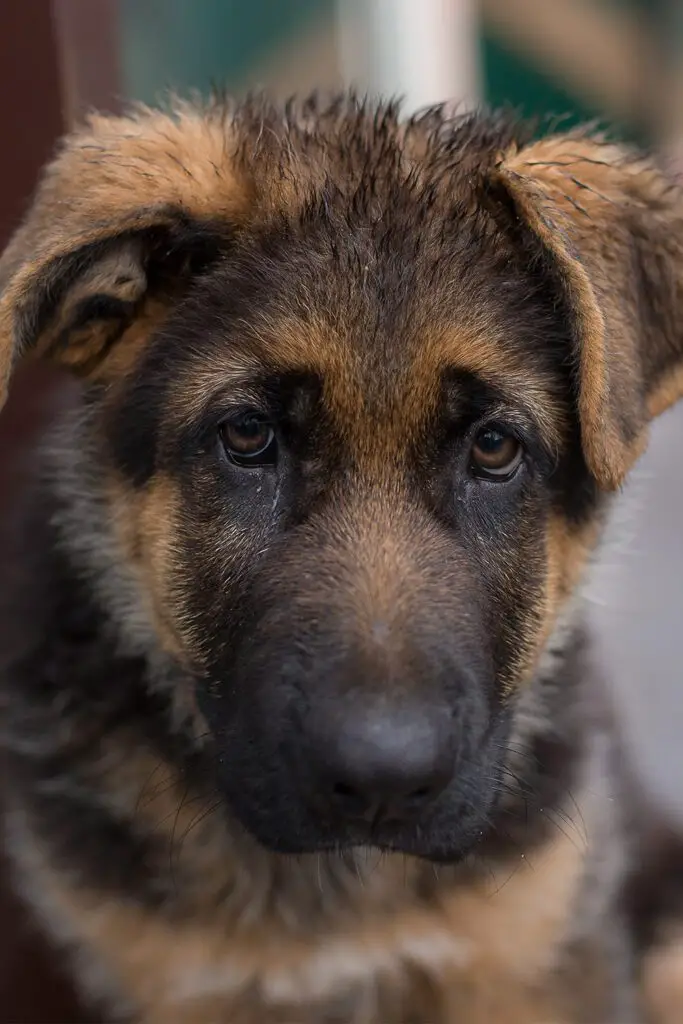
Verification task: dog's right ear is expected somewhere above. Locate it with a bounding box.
[0,104,251,411]
[494,135,683,491]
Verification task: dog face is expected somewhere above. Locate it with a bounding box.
[2,97,683,861]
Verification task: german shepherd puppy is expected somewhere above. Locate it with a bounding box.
[1,94,682,1023]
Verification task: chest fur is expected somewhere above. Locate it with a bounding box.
[10,807,627,1024]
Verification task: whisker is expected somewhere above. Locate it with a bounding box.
[177,798,223,856]
[168,783,191,893]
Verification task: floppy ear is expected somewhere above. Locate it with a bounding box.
[0,103,249,411]
[495,135,683,490]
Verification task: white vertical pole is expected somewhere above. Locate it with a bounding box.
[336,0,480,114]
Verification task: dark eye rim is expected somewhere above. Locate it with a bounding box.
[469,423,525,482]
[218,412,278,468]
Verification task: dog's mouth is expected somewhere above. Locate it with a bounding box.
[238,805,497,864]
[210,747,505,864]
[296,821,491,863]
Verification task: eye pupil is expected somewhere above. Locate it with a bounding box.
[220,413,276,466]
[240,418,264,440]
[478,429,504,453]
[471,426,522,479]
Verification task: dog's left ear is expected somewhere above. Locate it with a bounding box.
[495,135,683,490]
[0,105,249,412]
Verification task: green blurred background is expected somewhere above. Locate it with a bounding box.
[118,0,682,147]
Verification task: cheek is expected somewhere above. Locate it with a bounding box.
[134,474,193,658]
[166,469,282,663]
[106,471,195,663]
[462,490,552,693]
[541,513,599,637]
[488,512,598,694]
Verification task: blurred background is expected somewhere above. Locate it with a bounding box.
[1,2,683,1019]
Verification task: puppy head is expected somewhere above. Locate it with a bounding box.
[2,97,683,860]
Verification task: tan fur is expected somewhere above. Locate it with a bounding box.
[33,241,147,369]
[641,932,683,1024]
[498,515,598,697]
[96,297,177,384]
[0,102,251,404]
[499,154,627,488]
[105,474,189,662]
[17,810,585,1024]
[181,310,566,468]
[541,515,599,647]
[501,135,683,489]
[648,364,683,422]
[136,475,189,655]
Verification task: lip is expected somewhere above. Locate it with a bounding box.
[242,819,489,863]
[218,775,497,862]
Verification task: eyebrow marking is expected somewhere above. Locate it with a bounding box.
[164,310,567,465]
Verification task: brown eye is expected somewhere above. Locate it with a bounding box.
[220,413,277,467]
[471,426,523,479]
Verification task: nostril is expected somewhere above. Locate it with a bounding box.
[328,777,383,825]
[327,777,443,822]
[332,780,358,800]
[328,779,377,820]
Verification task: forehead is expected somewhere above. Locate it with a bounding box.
[123,105,572,463]
[162,201,567,450]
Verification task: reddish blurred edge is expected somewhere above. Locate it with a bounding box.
[0,3,120,1021]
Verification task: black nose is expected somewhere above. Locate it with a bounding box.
[301,701,455,828]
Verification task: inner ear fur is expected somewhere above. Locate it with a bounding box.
[0,102,250,408]
[496,134,683,490]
